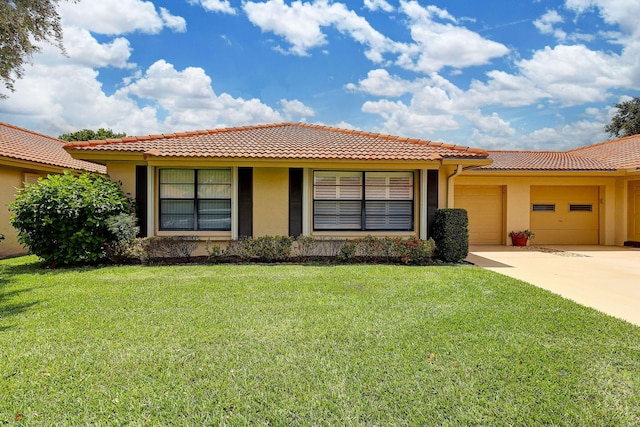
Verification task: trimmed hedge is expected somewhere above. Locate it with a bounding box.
[432,208,469,263]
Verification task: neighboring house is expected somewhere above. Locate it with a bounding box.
[455,134,640,246]
[64,123,491,249]
[0,122,106,258]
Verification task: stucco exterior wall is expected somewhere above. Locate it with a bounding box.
[0,166,49,257]
[455,174,620,245]
[106,162,137,199]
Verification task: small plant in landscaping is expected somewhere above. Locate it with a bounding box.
[337,236,436,265]
[205,240,226,261]
[143,236,200,261]
[508,230,535,240]
[337,240,357,262]
[104,213,139,262]
[225,235,293,262]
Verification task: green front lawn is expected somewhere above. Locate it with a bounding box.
[1,256,639,426]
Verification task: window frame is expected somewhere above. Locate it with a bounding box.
[158,168,232,231]
[312,170,415,232]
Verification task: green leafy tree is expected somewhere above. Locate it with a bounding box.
[605,97,640,138]
[58,128,127,142]
[9,172,133,266]
[1,0,76,97]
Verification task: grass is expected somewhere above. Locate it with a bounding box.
[1,256,639,426]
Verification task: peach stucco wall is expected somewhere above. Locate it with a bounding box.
[0,166,49,258]
[455,173,621,245]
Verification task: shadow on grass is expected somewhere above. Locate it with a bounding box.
[0,286,39,331]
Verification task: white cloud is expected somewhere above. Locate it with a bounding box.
[396,1,509,73]
[58,27,133,69]
[60,0,185,35]
[518,45,629,104]
[0,56,285,137]
[160,8,187,32]
[121,60,283,130]
[466,71,548,107]
[363,0,394,13]
[362,98,460,137]
[0,61,160,137]
[565,0,640,35]
[467,111,515,137]
[533,10,567,40]
[188,0,237,15]
[243,0,396,62]
[345,69,419,97]
[280,99,315,119]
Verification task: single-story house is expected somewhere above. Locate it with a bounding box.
[0,122,106,258]
[455,134,640,246]
[63,123,491,249]
[61,122,640,249]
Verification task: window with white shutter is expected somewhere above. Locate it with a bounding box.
[313,171,414,231]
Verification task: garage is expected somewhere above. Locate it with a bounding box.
[530,186,599,245]
[628,181,640,242]
[454,185,504,244]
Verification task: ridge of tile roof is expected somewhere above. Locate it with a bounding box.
[64,122,489,161]
[479,134,640,171]
[0,122,105,172]
[479,149,621,171]
[567,134,640,169]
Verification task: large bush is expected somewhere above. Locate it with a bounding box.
[432,208,469,263]
[9,172,133,266]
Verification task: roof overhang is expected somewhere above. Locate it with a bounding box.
[65,150,492,170]
[0,156,70,173]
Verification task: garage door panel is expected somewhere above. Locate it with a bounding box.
[455,185,503,245]
[628,181,640,242]
[531,186,598,245]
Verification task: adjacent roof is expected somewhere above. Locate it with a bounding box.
[569,134,640,169]
[481,134,640,171]
[64,122,489,162]
[482,151,619,171]
[0,122,105,172]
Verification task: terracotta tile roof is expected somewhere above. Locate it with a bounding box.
[0,122,105,172]
[481,150,619,171]
[64,122,489,161]
[480,135,640,171]
[568,134,640,169]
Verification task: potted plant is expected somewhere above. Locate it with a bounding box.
[509,230,535,246]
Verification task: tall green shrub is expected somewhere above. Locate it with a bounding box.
[9,172,132,266]
[432,208,469,263]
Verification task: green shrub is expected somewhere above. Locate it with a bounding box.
[338,236,435,265]
[104,213,139,262]
[226,236,293,262]
[432,208,469,263]
[143,236,200,261]
[205,240,226,262]
[9,172,131,266]
[337,241,357,262]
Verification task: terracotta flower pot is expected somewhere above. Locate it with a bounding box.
[511,235,528,246]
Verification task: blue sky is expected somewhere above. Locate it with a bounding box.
[1,0,639,150]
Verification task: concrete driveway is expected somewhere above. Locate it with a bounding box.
[467,245,640,327]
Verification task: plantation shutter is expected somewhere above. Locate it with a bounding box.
[364,172,413,231]
[314,172,363,230]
